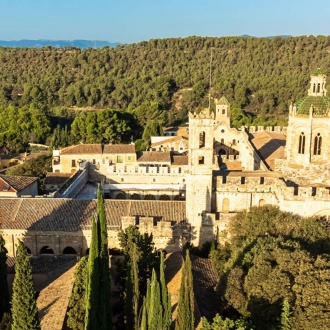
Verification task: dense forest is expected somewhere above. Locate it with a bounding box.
[1,35,330,151]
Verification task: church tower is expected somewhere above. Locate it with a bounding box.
[283,70,330,185]
[215,96,231,126]
[186,109,214,246]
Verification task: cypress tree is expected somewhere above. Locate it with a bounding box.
[125,242,140,330]
[67,256,88,330]
[84,216,101,330]
[147,269,162,330]
[0,235,9,321]
[280,298,291,330]
[159,252,172,330]
[11,240,40,330]
[175,250,194,330]
[97,186,112,328]
[140,278,151,330]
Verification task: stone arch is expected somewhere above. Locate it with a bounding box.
[130,193,141,200]
[145,194,156,200]
[62,246,77,255]
[40,246,54,255]
[222,198,230,213]
[115,192,126,199]
[259,199,266,207]
[159,194,170,200]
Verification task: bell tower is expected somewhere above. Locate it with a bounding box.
[186,109,214,246]
[215,96,231,126]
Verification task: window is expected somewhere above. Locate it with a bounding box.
[298,132,305,154]
[317,83,321,93]
[222,108,225,114]
[127,155,132,161]
[117,155,123,163]
[199,156,205,165]
[71,159,76,167]
[199,131,205,148]
[313,133,322,155]
[313,83,316,93]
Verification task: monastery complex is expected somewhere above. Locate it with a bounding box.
[1,71,330,257]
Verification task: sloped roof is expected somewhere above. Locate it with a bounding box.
[250,131,286,170]
[44,172,71,185]
[60,144,102,155]
[217,96,230,105]
[296,95,330,115]
[152,136,188,147]
[137,151,171,163]
[0,175,38,192]
[171,155,188,166]
[103,144,136,154]
[0,199,186,231]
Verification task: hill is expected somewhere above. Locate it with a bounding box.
[0,39,119,48]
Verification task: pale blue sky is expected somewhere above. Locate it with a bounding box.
[0,0,329,43]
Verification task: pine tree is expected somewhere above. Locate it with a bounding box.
[84,217,101,330]
[0,235,10,321]
[159,252,172,329]
[175,249,194,330]
[11,240,40,330]
[67,256,88,330]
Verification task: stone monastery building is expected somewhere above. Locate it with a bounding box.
[1,71,330,257]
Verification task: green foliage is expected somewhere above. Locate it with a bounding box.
[201,314,252,330]
[85,189,112,330]
[0,236,9,321]
[11,240,40,330]
[0,104,51,151]
[70,109,136,144]
[175,250,194,330]
[0,312,12,330]
[211,206,330,330]
[6,154,52,180]
[67,256,88,330]
[280,298,291,330]
[159,252,172,329]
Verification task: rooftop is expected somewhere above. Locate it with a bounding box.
[0,198,186,231]
[0,174,38,192]
[137,151,172,163]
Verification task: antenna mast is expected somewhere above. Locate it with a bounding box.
[208,48,213,110]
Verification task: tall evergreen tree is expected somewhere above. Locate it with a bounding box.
[280,298,291,330]
[67,256,88,330]
[84,187,112,330]
[11,240,40,330]
[97,186,112,327]
[175,250,194,330]
[84,216,101,330]
[124,242,140,330]
[159,252,172,329]
[0,235,9,321]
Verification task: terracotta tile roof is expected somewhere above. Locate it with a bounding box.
[7,255,76,274]
[152,136,188,147]
[0,199,186,231]
[44,172,72,185]
[0,175,38,192]
[60,144,136,155]
[103,144,136,154]
[171,155,188,166]
[137,151,171,163]
[250,131,286,170]
[60,144,102,155]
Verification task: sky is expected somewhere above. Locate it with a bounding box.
[0,0,330,44]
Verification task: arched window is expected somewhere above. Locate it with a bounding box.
[259,199,266,207]
[222,198,230,213]
[145,194,156,200]
[317,83,321,93]
[298,132,305,154]
[199,131,205,148]
[313,133,322,155]
[159,194,170,200]
[62,246,77,255]
[313,83,316,93]
[40,246,54,255]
